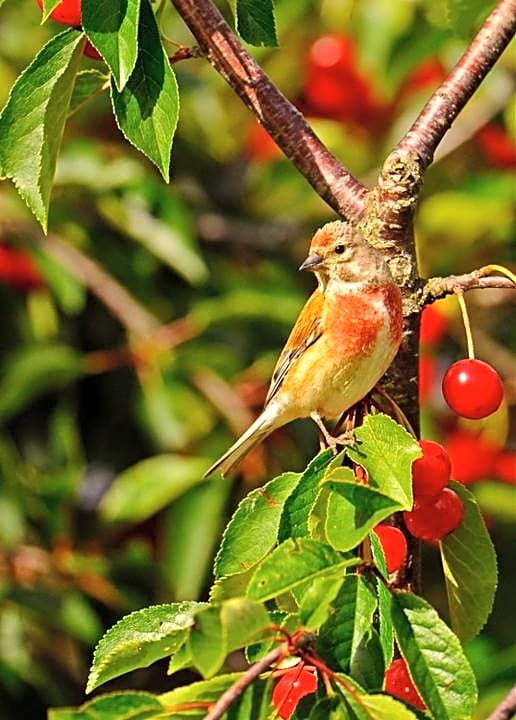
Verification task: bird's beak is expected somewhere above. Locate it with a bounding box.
[299,252,324,271]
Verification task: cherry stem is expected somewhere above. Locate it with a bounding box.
[479,264,516,285]
[455,289,475,360]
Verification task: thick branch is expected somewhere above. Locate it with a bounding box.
[170,0,367,222]
[397,0,516,169]
[487,686,516,720]
[421,272,515,304]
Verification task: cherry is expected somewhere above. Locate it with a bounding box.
[444,430,498,485]
[385,658,426,710]
[404,487,464,542]
[493,451,516,485]
[36,0,81,26]
[419,304,448,346]
[245,121,281,162]
[419,354,436,404]
[442,359,504,419]
[83,40,103,61]
[477,123,516,170]
[373,525,407,573]
[412,440,451,499]
[0,245,44,292]
[272,664,317,720]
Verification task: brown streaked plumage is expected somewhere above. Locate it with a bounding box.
[204,221,403,477]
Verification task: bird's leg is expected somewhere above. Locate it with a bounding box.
[310,411,356,452]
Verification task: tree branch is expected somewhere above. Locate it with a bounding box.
[421,272,515,304]
[487,686,516,720]
[169,0,367,222]
[396,0,516,170]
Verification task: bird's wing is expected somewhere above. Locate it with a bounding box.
[265,289,325,405]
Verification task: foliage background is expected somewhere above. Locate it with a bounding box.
[0,1,514,718]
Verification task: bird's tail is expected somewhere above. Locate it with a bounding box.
[204,406,278,478]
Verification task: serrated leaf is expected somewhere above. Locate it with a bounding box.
[369,532,393,668]
[348,414,420,509]
[189,599,270,677]
[69,69,109,116]
[236,0,278,47]
[392,591,477,719]
[41,0,63,22]
[278,449,335,541]
[298,575,344,629]
[309,696,350,719]
[0,29,84,230]
[49,691,163,720]
[337,685,419,720]
[100,454,207,522]
[110,0,178,181]
[82,0,140,90]
[440,481,497,643]
[319,575,377,673]
[215,472,299,578]
[247,537,357,602]
[87,602,206,692]
[324,470,402,552]
[0,345,83,422]
[160,674,246,719]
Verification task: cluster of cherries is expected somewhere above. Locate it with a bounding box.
[35,0,101,58]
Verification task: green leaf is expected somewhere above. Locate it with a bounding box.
[236,0,278,47]
[110,0,179,181]
[160,674,245,719]
[348,414,420,509]
[49,692,164,720]
[440,481,497,643]
[100,454,208,522]
[0,345,84,422]
[68,69,109,116]
[324,469,403,551]
[298,575,344,629]
[349,628,385,691]
[215,471,299,578]
[369,532,393,668]
[309,696,351,719]
[278,449,336,541]
[319,575,377,672]
[337,686,419,720]
[391,591,477,719]
[87,602,206,692]
[40,0,63,22]
[247,537,357,602]
[0,29,85,230]
[82,0,140,90]
[189,599,270,677]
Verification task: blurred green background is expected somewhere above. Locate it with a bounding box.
[0,1,514,718]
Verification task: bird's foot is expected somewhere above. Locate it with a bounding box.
[310,412,356,453]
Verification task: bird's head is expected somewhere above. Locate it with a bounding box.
[300,221,391,290]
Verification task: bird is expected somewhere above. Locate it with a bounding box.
[204,220,403,477]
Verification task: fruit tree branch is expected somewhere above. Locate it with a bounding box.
[487,686,516,720]
[169,0,367,222]
[421,271,515,304]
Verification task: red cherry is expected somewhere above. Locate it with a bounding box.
[418,354,437,404]
[442,359,504,419]
[245,121,281,162]
[0,245,44,292]
[412,440,451,499]
[493,451,516,485]
[444,430,498,485]
[400,57,446,98]
[477,123,516,170]
[83,39,103,61]
[272,665,317,720]
[36,0,81,26]
[373,525,407,573]
[419,304,448,346]
[404,488,464,542]
[385,658,426,711]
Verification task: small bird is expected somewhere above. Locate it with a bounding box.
[205,220,403,477]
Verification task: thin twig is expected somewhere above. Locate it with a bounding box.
[487,685,516,720]
[421,272,515,304]
[169,0,367,222]
[203,644,283,720]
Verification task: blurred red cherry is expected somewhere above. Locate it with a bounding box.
[400,57,446,97]
[420,304,448,346]
[493,451,516,485]
[0,245,44,292]
[245,121,281,162]
[419,354,437,404]
[477,123,516,170]
[444,430,499,485]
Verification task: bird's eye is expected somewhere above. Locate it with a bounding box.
[334,244,345,254]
